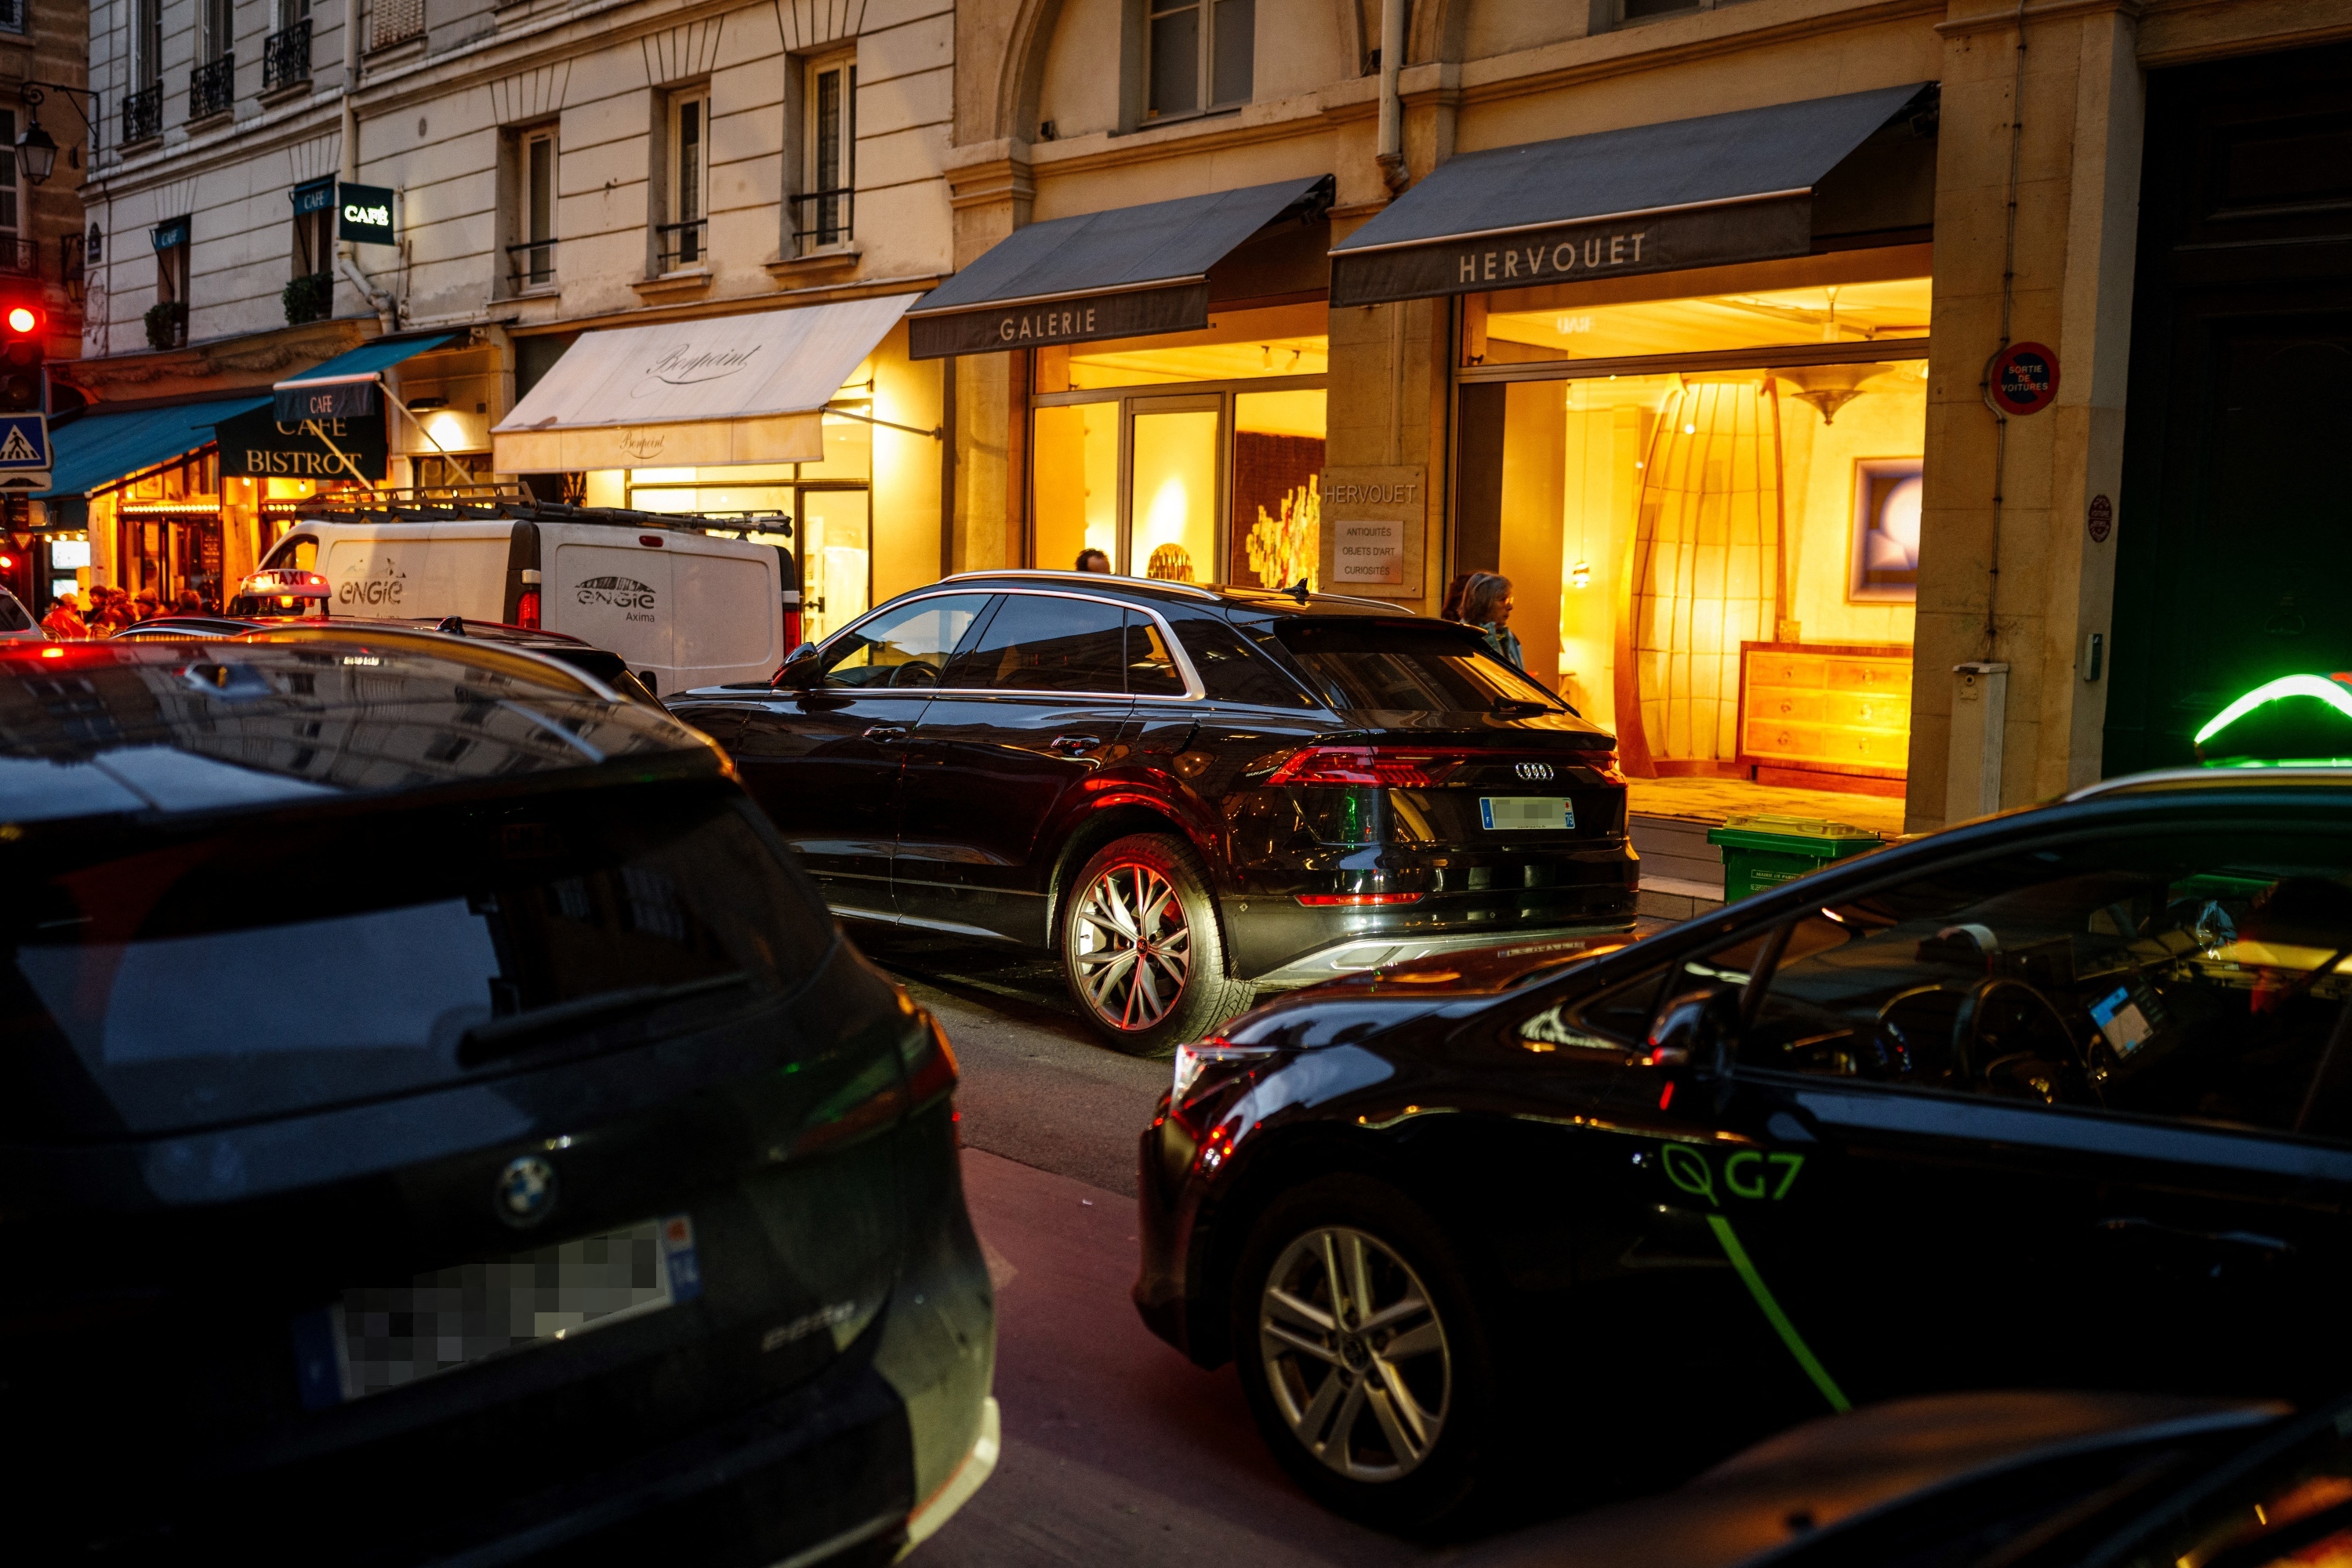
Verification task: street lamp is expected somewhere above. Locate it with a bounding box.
[14,118,55,187]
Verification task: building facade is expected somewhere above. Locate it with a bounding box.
[64,0,953,635]
[931,0,2352,846]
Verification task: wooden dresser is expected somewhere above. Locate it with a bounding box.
[1737,641,1911,795]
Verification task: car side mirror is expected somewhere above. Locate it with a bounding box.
[772,643,822,689]
[1646,986,1740,1076]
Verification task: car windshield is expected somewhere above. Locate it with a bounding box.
[0,779,836,1137]
[0,587,31,632]
[1274,621,1563,713]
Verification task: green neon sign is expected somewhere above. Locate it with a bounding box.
[2194,675,2352,749]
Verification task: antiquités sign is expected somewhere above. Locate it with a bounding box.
[1322,466,1425,592]
[215,403,390,481]
[1330,198,1813,308]
[907,281,1210,361]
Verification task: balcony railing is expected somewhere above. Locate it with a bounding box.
[122,83,163,143]
[263,21,311,91]
[190,55,234,121]
[655,218,706,273]
[790,187,855,252]
[0,238,39,279]
[505,237,557,291]
[371,0,424,50]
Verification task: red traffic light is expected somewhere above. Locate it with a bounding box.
[5,306,38,336]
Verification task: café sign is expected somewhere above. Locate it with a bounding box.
[1330,196,1813,308]
[339,182,397,246]
[215,403,390,482]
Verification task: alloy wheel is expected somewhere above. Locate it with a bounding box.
[1259,1226,1451,1483]
[1071,861,1192,1030]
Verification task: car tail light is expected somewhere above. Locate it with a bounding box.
[1294,892,1425,906]
[901,1007,960,1109]
[1171,1036,1276,1126]
[782,608,802,652]
[1584,750,1628,785]
[1265,746,1468,788]
[516,569,542,630]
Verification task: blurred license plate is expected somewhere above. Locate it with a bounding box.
[292,1214,701,1410]
[1480,797,1573,831]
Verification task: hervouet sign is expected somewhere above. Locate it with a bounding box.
[907,283,1209,361]
[1321,466,1425,595]
[1330,198,1813,308]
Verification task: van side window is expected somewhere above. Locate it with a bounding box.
[270,536,318,573]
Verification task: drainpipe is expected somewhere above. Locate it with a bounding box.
[1374,0,1407,194]
[338,0,396,331]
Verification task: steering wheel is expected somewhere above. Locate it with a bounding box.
[887,660,940,689]
[1951,978,2082,1099]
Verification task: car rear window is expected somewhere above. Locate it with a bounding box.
[1274,620,1566,713]
[0,779,837,1138]
[0,588,31,632]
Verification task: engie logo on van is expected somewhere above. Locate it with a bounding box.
[339,557,407,608]
[576,575,658,611]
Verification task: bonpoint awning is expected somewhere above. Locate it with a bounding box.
[1329,83,1936,307]
[491,293,919,472]
[904,174,1334,360]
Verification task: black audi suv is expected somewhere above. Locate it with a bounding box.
[670,571,1635,1052]
[0,635,994,1563]
[1134,768,2352,1530]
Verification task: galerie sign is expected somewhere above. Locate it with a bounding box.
[1323,466,1425,590]
[907,283,1208,361]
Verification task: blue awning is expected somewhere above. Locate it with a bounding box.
[36,395,271,499]
[273,332,457,420]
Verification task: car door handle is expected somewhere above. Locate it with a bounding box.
[1048,734,1103,754]
[863,725,907,742]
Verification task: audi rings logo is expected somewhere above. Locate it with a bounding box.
[1515,761,1555,782]
[495,1155,559,1227]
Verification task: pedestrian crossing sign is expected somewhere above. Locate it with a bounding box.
[0,413,47,470]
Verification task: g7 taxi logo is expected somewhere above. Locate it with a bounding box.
[1659,1143,1804,1207]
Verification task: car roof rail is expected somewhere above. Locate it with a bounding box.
[939,568,1224,601]
[2062,765,2352,804]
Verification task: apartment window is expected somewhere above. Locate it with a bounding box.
[1147,0,1253,119]
[200,0,231,60]
[292,178,332,275]
[1617,0,1749,20]
[0,112,21,256]
[659,89,706,271]
[132,0,162,86]
[797,53,854,251]
[515,126,556,288]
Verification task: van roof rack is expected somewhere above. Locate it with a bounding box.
[274,483,794,534]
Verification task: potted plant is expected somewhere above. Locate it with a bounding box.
[282,270,332,325]
[143,299,187,351]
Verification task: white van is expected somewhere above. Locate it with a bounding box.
[258,517,784,696]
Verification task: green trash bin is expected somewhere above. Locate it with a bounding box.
[1706,813,1884,902]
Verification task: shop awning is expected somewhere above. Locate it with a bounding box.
[1329,84,1935,307]
[906,175,1333,360]
[272,332,456,421]
[35,394,271,499]
[491,293,916,472]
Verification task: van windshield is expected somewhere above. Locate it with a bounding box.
[0,779,836,1138]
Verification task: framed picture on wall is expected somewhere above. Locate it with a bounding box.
[1849,456,1924,602]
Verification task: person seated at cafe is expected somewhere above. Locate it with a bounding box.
[1076,548,1111,574]
[40,591,85,640]
[131,590,162,623]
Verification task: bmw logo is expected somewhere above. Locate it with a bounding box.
[495,1155,559,1227]
[1515,760,1555,782]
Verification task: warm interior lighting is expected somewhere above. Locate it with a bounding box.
[1570,559,1591,589]
[1295,892,1425,906]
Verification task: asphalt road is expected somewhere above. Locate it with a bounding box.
[866,929,1443,1567]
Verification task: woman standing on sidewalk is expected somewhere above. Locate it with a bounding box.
[1458,572,1526,673]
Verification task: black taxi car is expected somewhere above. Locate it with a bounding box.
[0,636,995,1563]
[1136,768,2352,1530]
[671,571,1635,1052]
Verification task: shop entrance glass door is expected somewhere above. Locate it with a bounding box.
[798,486,870,643]
[1126,397,1218,584]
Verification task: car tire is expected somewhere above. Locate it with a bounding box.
[1059,832,1254,1056]
[1229,1174,1501,1533]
